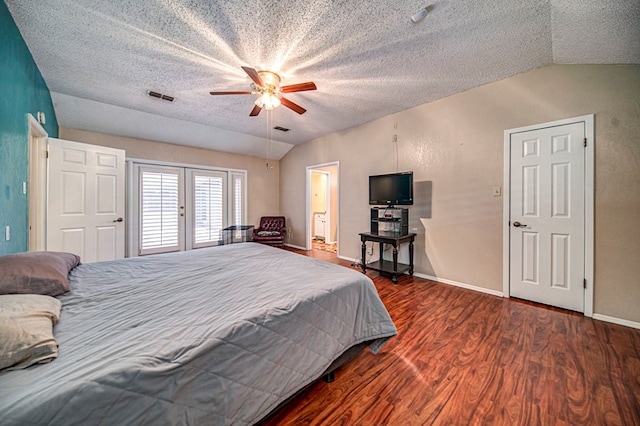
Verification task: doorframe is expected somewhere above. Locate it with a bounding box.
[27,114,48,251]
[306,161,339,251]
[502,114,594,316]
[310,170,330,242]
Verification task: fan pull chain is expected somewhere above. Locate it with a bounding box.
[265,109,271,171]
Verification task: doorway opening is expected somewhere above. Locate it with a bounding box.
[27,114,48,252]
[306,162,339,255]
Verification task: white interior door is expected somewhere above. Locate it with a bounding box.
[47,138,125,263]
[509,122,585,311]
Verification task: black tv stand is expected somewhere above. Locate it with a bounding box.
[359,232,415,284]
[370,207,409,235]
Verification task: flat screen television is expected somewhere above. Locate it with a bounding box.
[369,171,413,206]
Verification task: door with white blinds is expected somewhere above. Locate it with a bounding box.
[133,163,246,256]
[137,165,185,256]
[186,169,227,249]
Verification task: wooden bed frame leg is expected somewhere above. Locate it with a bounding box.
[322,371,335,383]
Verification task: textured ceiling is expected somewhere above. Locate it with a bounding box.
[6,0,640,159]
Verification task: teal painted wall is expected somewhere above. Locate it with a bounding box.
[1,2,58,255]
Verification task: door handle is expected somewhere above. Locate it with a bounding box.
[113,217,123,223]
[513,221,526,227]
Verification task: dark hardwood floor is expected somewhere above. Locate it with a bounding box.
[263,247,640,425]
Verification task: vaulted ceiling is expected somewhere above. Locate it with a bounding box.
[6,0,640,159]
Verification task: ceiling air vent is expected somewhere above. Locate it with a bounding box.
[147,90,175,102]
[274,126,290,132]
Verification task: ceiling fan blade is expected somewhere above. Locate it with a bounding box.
[280,97,307,114]
[280,82,317,93]
[241,66,264,87]
[210,91,253,95]
[249,104,262,116]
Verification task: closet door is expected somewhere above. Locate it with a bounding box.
[186,169,227,249]
[136,165,185,256]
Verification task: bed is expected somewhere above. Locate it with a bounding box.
[0,243,397,425]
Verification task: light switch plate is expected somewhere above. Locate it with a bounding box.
[492,186,502,197]
[5,226,10,241]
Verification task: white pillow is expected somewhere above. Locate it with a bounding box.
[257,231,281,237]
[0,294,62,371]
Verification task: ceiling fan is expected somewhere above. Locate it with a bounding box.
[210,66,317,116]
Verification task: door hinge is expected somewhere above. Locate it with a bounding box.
[583,278,587,289]
[46,150,49,159]
[583,138,587,147]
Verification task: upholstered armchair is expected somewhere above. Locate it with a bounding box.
[253,216,286,248]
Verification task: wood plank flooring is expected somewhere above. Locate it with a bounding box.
[261,247,640,425]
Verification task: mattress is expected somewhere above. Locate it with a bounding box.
[0,243,397,425]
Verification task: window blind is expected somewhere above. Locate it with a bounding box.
[193,174,224,244]
[232,173,245,226]
[140,171,179,249]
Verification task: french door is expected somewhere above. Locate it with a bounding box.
[133,163,246,256]
[136,165,185,256]
[186,169,227,250]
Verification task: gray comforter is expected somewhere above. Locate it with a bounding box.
[0,243,396,425]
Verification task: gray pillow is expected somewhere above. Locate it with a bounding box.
[0,251,81,296]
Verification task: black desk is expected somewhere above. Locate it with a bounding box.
[359,232,416,284]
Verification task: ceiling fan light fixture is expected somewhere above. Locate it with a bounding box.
[255,93,281,110]
[258,71,281,88]
[210,66,316,116]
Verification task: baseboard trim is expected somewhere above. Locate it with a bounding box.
[338,255,356,262]
[413,272,505,298]
[333,260,504,297]
[592,314,640,330]
[285,243,307,250]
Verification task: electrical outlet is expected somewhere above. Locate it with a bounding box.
[367,246,373,255]
[5,226,10,241]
